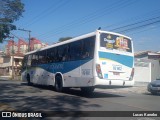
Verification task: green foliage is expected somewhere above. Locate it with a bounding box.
[58,37,72,42]
[0,0,24,42]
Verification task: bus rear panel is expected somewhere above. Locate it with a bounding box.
[94,31,134,87]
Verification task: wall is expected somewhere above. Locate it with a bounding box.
[134,62,151,82]
[0,57,3,63]
[151,60,160,80]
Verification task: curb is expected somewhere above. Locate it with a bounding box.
[0,76,21,81]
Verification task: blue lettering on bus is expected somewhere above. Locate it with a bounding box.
[113,65,122,71]
[38,59,92,74]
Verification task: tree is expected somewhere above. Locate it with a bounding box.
[0,0,24,42]
[58,37,72,42]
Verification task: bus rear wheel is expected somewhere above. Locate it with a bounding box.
[26,74,32,86]
[81,86,95,94]
[55,75,63,92]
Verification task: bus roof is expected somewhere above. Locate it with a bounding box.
[25,30,131,55]
[99,30,132,40]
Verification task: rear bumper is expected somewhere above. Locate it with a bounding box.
[148,86,160,93]
[93,77,134,87]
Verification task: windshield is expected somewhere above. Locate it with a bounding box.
[100,33,132,53]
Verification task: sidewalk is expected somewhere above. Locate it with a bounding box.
[96,85,149,94]
[0,75,21,81]
[0,76,11,80]
[0,77,149,94]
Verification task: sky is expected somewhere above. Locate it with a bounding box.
[1,0,160,52]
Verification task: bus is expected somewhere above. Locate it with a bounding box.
[21,30,134,93]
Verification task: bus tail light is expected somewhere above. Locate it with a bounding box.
[96,64,103,79]
[129,68,134,80]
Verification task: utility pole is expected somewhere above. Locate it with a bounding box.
[18,28,31,52]
[11,39,14,80]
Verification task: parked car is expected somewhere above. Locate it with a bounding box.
[147,78,160,95]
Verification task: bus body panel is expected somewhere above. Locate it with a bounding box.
[98,51,134,80]
[21,67,55,85]
[63,59,94,87]
[22,59,94,87]
[21,30,134,89]
[93,31,134,87]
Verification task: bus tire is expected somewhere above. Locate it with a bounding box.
[81,86,95,94]
[26,74,32,86]
[55,75,63,92]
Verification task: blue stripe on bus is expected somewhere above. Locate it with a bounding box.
[37,59,92,74]
[99,51,134,68]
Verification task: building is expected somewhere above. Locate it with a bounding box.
[17,39,28,55]
[5,38,48,55]
[0,55,23,76]
[5,40,18,56]
[134,51,160,83]
[30,38,48,51]
[0,38,48,77]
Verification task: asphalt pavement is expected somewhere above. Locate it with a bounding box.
[0,76,149,95]
[0,77,160,120]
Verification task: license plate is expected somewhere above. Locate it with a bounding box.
[113,72,120,75]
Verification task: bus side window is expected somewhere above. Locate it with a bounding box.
[47,48,53,63]
[31,54,35,65]
[35,53,39,64]
[56,47,62,62]
[75,41,81,60]
[69,41,81,60]
[62,44,70,61]
[38,51,47,64]
[50,48,55,62]
[82,36,95,59]
[88,36,95,58]
[22,55,27,70]
[69,43,74,61]
[27,54,32,66]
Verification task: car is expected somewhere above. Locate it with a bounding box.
[147,78,160,95]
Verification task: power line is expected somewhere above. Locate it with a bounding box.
[23,0,60,27]
[44,0,133,38]
[127,24,160,35]
[103,8,160,30]
[37,0,124,38]
[10,32,21,40]
[18,28,31,52]
[24,0,70,28]
[39,0,136,40]
[110,16,160,31]
[117,19,160,33]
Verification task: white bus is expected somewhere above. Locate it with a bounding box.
[21,30,134,93]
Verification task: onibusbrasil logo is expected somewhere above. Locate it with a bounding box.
[1,112,42,118]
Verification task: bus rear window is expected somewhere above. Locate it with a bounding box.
[100,33,132,53]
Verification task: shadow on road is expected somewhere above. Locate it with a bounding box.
[0,81,102,112]
[143,92,160,96]
[63,89,125,98]
[21,82,125,98]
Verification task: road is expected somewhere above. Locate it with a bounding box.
[0,79,159,120]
